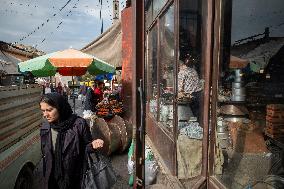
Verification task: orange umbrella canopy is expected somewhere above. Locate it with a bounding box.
[49,49,93,75]
[18,48,115,76]
[229,55,249,69]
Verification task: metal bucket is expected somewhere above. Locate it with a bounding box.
[234,69,242,82]
[232,82,242,88]
[231,95,245,101]
[232,88,245,96]
[217,126,227,133]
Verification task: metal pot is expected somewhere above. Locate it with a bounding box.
[219,104,248,115]
[234,69,243,83]
[231,95,245,101]
[232,82,243,88]
[217,132,228,139]
[224,117,248,123]
[232,88,245,96]
[217,126,227,133]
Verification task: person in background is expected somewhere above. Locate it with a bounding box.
[40,93,104,189]
[79,83,88,105]
[44,82,52,94]
[63,84,70,100]
[178,54,203,119]
[56,82,63,95]
[83,83,96,119]
[50,83,55,93]
[94,81,104,104]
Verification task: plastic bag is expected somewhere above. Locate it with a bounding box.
[145,146,154,161]
[78,94,82,101]
[145,160,158,185]
[83,110,95,119]
[128,141,134,186]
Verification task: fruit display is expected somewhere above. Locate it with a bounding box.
[109,100,124,115]
[96,98,124,118]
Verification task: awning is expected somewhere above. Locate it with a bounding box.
[81,21,122,68]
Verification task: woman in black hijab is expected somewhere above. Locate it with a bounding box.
[39,93,104,189]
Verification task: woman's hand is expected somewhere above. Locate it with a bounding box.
[91,139,104,149]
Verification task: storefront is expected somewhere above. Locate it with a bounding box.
[208,0,284,188]
[141,0,213,187]
[133,0,284,188]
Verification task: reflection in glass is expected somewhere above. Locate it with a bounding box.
[214,1,284,188]
[147,25,158,119]
[158,4,175,133]
[153,0,168,19]
[145,1,153,29]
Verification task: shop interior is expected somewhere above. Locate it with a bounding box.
[214,1,284,188]
[146,0,283,188]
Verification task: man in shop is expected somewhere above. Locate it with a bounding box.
[178,54,204,119]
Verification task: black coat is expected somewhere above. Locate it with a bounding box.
[84,87,97,112]
[40,117,94,189]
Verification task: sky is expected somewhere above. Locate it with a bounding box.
[0,0,126,53]
[0,0,283,53]
[231,0,284,43]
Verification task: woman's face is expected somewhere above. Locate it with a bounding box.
[40,102,60,123]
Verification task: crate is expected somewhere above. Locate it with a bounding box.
[265,104,284,139]
[267,104,284,111]
[265,130,284,139]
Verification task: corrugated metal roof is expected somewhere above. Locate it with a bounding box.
[231,37,284,72]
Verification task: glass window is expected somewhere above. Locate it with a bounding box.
[214,0,284,188]
[158,4,175,133]
[153,0,168,19]
[145,1,153,29]
[177,0,204,182]
[147,25,158,119]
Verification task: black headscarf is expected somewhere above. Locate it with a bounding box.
[41,92,77,189]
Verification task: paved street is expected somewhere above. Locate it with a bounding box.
[33,98,131,189]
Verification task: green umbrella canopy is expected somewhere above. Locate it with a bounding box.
[18,52,57,77]
[18,49,115,77]
[88,58,116,75]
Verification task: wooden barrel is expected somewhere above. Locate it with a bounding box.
[108,115,127,152]
[109,115,132,152]
[90,117,121,155]
[108,122,122,153]
[125,119,133,145]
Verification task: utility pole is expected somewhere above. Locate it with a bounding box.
[113,0,119,24]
